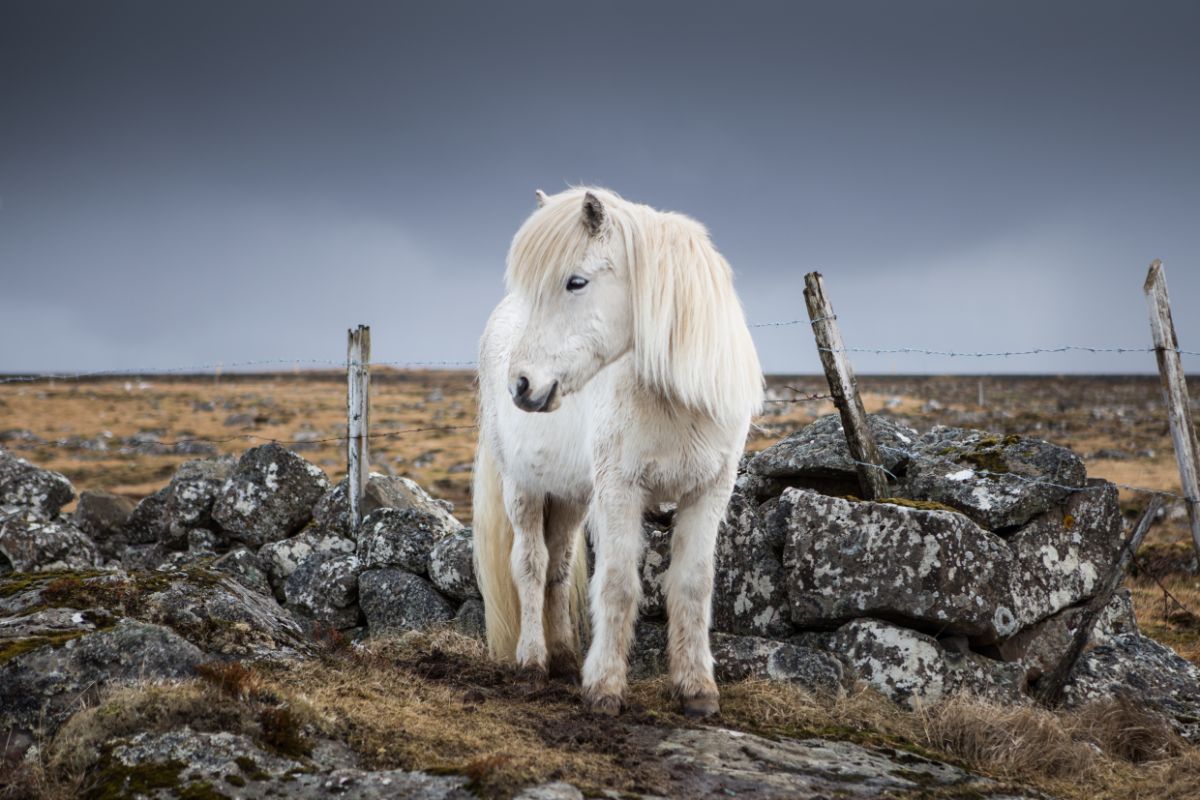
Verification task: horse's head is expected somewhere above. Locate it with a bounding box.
[505,189,632,413]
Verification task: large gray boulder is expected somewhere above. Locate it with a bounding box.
[428,529,480,601]
[284,554,363,630]
[0,448,74,518]
[141,572,314,659]
[713,491,792,638]
[0,509,99,572]
[258,528,356,601]
[159,455,237,548]
[1007,480,1124,627]
[73,489,135,560]
[359,568,455,634]
[776,488,1018,642]
[0,620,203,756]
[831,619,1027,707]
[1063,633,1200,744]
[998,589,1137,682]
[123,486,171,545]
[630,621,846,692]
[357,507,463,574]
[903,427,1087,530]
[748,414,917,484]
[314,473,460,536]
[212,444,330,548]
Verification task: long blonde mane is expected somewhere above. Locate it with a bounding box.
[505,187,764,421]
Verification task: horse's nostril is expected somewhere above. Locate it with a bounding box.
[515,375,530,398]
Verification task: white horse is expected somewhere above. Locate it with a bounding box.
[473,187,762,717]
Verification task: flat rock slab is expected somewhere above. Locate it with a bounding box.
[103,729,475,800]
[653,727,1041,799]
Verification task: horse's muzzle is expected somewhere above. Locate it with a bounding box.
[511,377,560,413]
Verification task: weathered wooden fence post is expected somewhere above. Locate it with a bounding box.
[1144,261,1200,560]
[347,325,371,531]
[803,272,889,500]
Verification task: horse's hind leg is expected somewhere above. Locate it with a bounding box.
[544,498,586,682]
[665,481,730,718]
[503,480,549,680]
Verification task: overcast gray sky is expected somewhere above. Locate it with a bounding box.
[1,1,1197,376]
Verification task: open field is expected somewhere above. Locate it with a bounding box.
[2,371,1199,665]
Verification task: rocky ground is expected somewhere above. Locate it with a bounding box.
[2,372,1200,799]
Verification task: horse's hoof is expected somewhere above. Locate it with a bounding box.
[547,651,581,685]
[680,694,720,719]
[515,664,548,688]
[588,694,622,716]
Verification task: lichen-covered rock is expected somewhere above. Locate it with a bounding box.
[0,510,99,572]
[514,783,584,800]
[1063,633,1200,743]
[211,547,272,597]
[452,597,486,639]
[212,444,330,548]
[639,521,671,618]
[714,491,792,637]
[748,414,916,485]
[284,554,363,630]
[998,589,1136,682]
[123,486,171,545]
[903,427,1086,530]
[258,528,356,601]
[1007,480,1123,627]
[120,543,167,571]
[74,489,135,560]
[357,507,462,574]
[630,622,845,691]
[160,455,236,548]
[143,572,314,659]
[103,728,474,799]
[655,727,1028,799]
[428,529,480,601]
[777,488,1017,642]
[314,473,460,536]
[0,620,203,757]
[359,569,455,634]
[832,619,1026,707]
[0,448,74,518]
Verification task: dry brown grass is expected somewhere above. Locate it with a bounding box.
[11,629,1200,800]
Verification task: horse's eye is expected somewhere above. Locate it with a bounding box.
[566,275,589,292]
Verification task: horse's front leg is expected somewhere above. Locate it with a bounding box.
[666,477,733,717]
[544,498,587,682]
[504,479,549,680]
[581,479,645,714]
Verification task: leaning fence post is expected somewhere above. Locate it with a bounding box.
[803,272,889,500]
[347,324,371,531]
[1144,261,1200,560]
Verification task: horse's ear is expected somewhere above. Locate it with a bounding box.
[582,192,606,237]
[535,189,549,208]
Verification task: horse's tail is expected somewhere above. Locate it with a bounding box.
[472,435,591,663]
[473,435,521,660]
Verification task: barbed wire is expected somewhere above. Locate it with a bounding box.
[821,345,1200,358]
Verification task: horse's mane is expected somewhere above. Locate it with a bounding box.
[506,187,764,422]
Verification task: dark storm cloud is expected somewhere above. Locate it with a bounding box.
[1,1,1198,375]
